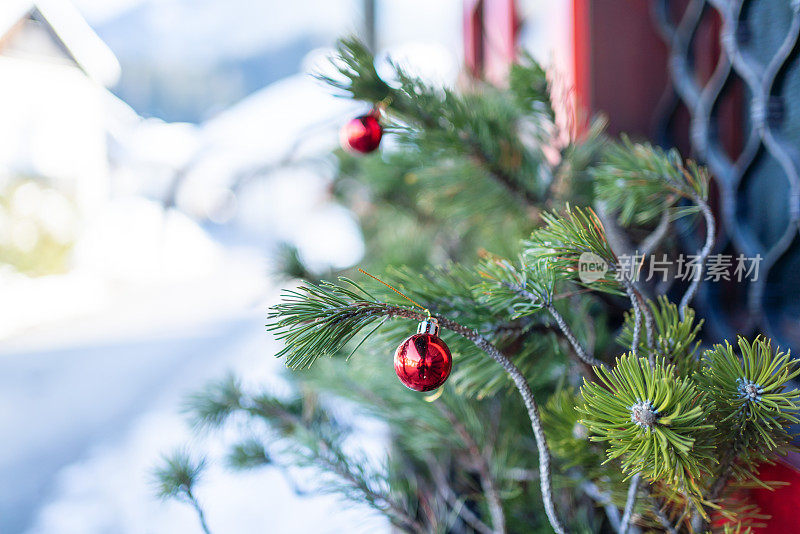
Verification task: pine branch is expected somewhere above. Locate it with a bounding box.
[227,439,271,470]
[283,356,542,531]
[619,473,641,534]
[319,38,564,210]
[476,252,605,370]
[268,279,568,534]
[248,399,398,513]
[591,138,716,321]
[522,201,674,532]
[623,281,656,367]
[189,377,426,532]
[593,141,714,533]
[624,284,643,361]
[185,374,242,429]
[493,203,679,531]
[530,206,618,269]
[308,440,422,532]
[619,282,662,533]
[579,354,714,500]
[369,264,570,398]
[153,451,213,534]
[442,316,567,534]
[619,283,644,534]
[186,488,212,534]
[525,206,627,311]
[697,336,800,516]
[267,279,389,369]
[380,306,568,533]
[592,137,709,227]
[618,296,703,376]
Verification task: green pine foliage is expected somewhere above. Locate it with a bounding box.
[698,337,800,486]
[154,450,207,501]
[267,278,392,368]
[526,206,622,293]
[617,296,704,374]
[326,37,606,267]
[477,253,556,317]
[592,136,710,227]
[542,388,602,471]
[185,374,433,531]
[320,38,553,207]
[579,354,713,496]
[153,451,212,534]
[157,37,800,534]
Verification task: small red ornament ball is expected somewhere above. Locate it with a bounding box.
[340,113,382,153]
[394,333,452,392]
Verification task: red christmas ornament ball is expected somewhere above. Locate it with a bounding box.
[340,113,382,153]
[394,329,452,392]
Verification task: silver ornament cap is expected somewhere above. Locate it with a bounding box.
[417,318,440,336]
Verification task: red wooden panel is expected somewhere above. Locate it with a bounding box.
[463,0,484,78]
[571,0,668,137]
[463,0,518,83]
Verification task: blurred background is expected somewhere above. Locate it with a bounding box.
[0,0,570,532]
[4,0,800,532]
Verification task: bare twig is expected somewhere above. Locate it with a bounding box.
[436,404,506,534]
[623,280,656,366]
[640,209,671,258]
[653,501,678,534]
[623,283,643,360]
[580,481,621,533]
[679,195,715,319]
[502,281,604,369]
[640,296,656,362]
[546,303,607,369]
[619,472,641,534]
[430,461,495,534]
[185,489,213,534]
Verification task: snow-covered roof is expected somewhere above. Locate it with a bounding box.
[0,0,120,87]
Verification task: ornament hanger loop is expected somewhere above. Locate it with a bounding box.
[376,96,392,111]
[358,268,431,317]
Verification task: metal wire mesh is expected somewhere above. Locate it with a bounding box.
[651,0,800,351]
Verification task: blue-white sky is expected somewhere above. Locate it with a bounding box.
[71,0,461,122]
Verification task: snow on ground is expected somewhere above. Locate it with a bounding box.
[0,199,388,533]
[0,169,380,532]
[0,41,462,534]
[20,315,388,534]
